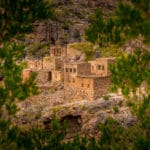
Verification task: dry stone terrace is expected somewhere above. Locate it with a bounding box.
[22,45,115,101]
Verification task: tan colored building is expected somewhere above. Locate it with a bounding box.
[50,46,67,57]
[23,46,66,84]
[89,57,115,77]
[64,57,115,100]
[64,62,91,88]
[22,45,115,100]
[27,60,43,70]
[22,69,32,81]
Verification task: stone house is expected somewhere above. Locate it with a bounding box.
[89,57,115,77]
[64,62,91,87]
[23,45,115,100]
[23,46,66,84]
[64,58,115,100]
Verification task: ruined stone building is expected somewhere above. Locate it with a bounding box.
[23,45,115,100]
[64,58,115,100]
[23,46,67,85]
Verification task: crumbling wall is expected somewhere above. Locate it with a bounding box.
[36,70,52,84]
[43,57,55,70]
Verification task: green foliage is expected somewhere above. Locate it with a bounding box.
[108,48,150,149]
[0,43,39,149]
[0,117,67,150]
[0,0,54,42]
[113,106,119,113]
[68,42,96,60]
[109,48,150,98]
[85,9,106,46]
[69,42,123,60]
[103,95,110,100]
[0,0,150,149]
[86,0,150,45]
[0,0,53,149]
[0,43,39,110]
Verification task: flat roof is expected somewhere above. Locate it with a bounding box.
[77,74,108,78]
[64,62,89,65]
[88,57,115,62]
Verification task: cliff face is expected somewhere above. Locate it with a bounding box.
[26,0,117,46]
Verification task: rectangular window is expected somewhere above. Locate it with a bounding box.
[66,68,68,72]
[73,68,76,73]
[73,78,75,83]
[98,65,101,70]
[102,66,104,70]
[92,66,94,70]
[70,68,72,72]
[87,84,90,88]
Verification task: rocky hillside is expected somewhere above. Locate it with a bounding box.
[25,0,117,47]
[16,92,135,140]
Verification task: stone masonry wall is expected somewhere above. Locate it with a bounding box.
[22,69,32,81]
[36,70,51,84]
[93,77,111,99]
[64,77,95,100]
[89,58,115,77]
[27,60,43,70]
[42,57,55,70]
[77,63,91,76]
[52,70,64,82]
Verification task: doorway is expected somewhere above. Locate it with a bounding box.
[47,71,52,81]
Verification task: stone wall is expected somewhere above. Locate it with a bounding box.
[89,58,114,77]
[54,58,64,70]
[93,77,111,99]
[64,86,94,101]
[75,77,94,100]
[77,63,91,76]
[27,60,43,70]
[64,62,91,88]
[64,63,78,88]
[36,70,52,84]
[43,57,55,70]
[50,46,67,57]
[64,76,111,100]
[22,69,32,81]
[52,70,64,82]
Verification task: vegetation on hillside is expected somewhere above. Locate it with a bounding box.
[0,0,54,42]
[86,0,150,46]
[69,42,123,60]
[0,0,149,149]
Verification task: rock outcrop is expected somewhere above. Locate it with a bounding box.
[26,0,117,47]
[16,93,135,140]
